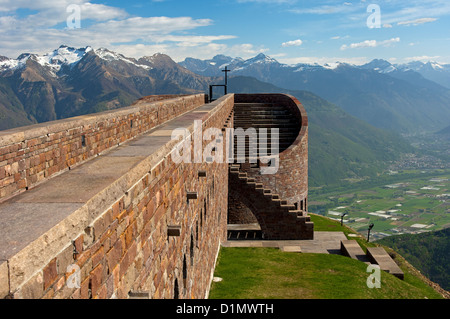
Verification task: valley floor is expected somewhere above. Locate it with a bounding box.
[310,169,450,240]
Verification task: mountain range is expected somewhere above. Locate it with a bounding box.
[1,45,448,187]
[180,54,450,134]
[226,76,413,187]
[0,45,210,130]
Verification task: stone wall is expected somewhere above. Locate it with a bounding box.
[1,94,232,299]
[234,93,308,211]
[227,196,258,224]
[0,94,205,202]
[1,92,311,298]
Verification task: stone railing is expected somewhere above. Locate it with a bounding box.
[0,94,206,202]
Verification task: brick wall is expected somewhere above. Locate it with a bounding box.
[0,94,205,202]
[234,94,308,210]
[2,94,233,299]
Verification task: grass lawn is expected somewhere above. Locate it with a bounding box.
[209,215,445,299]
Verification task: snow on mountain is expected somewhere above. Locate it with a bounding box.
[293,63,325,72]
[242,53,279,66]
[0,57,20,71]
[358,59,450,88]
[402,61,449,72]
[0,45,156,76]
[0,53,31,72]
[323,62,343,70]
[94,48,152,70]
[35,46,93,75]
[360,59,398,73]
[0,45,92,75]
[430,61,444,70]
[361,59,450,75]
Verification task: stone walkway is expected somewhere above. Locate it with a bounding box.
[0,101,219,262]
[224,224,347,254]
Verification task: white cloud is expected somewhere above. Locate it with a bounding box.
[290,3,360,15]
[403,55,441,63]
[397,17,438,26]
[0,1,239,60]
[380,1,449,26]
[279,56,370,66]
[228,43,269,59]
[330,35,349,40]
[281,39,303,47]
[136,42,269,62]
[383,24,393,28]
[340,37,400,50]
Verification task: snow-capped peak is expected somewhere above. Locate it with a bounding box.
[323,62,342,70]
[36,45,92,73]
[360,59,397,73]
[94,47,122,61]
[0,45,92,75]
[95,47,151,69]
[243,53,278,65]
[428,61,444,70]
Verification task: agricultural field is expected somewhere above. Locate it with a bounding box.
[309,171,450,241]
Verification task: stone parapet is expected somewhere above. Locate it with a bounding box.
[0,94,205,202]
[0,94,231,299]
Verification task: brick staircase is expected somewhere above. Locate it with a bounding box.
[228,163,313,240]
[232,103,300,162]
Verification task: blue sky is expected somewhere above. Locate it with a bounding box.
[1,0,449,65]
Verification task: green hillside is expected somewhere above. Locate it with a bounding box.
[376,228,450,291]
[227,76,413,187]
[0,78,36,129]
[209,214,447,299]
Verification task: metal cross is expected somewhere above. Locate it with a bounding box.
[222,66,230,90]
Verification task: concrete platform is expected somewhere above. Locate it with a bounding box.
[367,247,404,279]
[340,240,370,264]
[223,228,347,254]
[280,245,302,253]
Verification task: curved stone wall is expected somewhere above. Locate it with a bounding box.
[234,93,308,211]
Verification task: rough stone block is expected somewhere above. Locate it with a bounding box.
[13,271,43,299]
[0,261,9,298]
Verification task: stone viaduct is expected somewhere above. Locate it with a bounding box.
[0,93,312,299]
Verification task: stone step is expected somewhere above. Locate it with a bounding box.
[234,103,281,108]
[233,123,298,127]
[233,136,297,141]
[366,247,404,280]
[227,229,263,240]
[289,210,307,216]
[233,116,293,120]
[234,145,292,150]
[340,240,370,264]
[280,203,296,210]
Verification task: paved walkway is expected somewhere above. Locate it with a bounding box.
[0,101,218,261]
[224,224,347,254]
